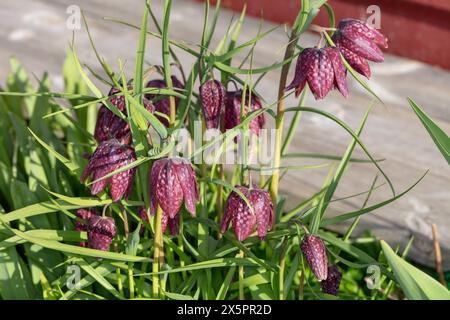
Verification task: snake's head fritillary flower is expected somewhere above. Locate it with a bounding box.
[301,234,328,281]
[139,206,180,236]
[75,208,97,247]
[287,47,350,99]
[161,212,180,236]
[94,86,154,145]
[323,47,349,98]
[321,265,342,296]
[87,215,116,252]
[149,158,199,234]
[286,48,335,100]
[221,186,274,241]
[145,76,184,127]
[338,18,388,59]
[81,139,137,202]
[200,79,226,129]
[334,42,371,78]
[224,90,265,137]
[332,18,388,78]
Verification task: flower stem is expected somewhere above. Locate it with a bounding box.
[269,28,300,204]
[128,262,135,299]
[238,249,245,300]
[152,205,163,298]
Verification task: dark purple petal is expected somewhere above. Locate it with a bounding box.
[301,235,328,281]
[145,76,183,127]
[286,49,309,97]
[160,212,179,236]
[200,80,226,129]
[250,189,274,240]
[224,91,265,137]
[339,18,388,48]
[334,35,372,79]
[110,166,136,202]
[220,194,235,234]
[339,35,384,62]
[81,139,137,202]
[87,215,116,252]
[324,47,349,98]
[321,265,342,296]
[167,214,180,236]
[155,159,184,218]
[150,159,167,215]
[172,159,198,216]
[139,206,148,235]
[304,48,334,99]
[94,87,154,144]
[231,188,255,241]
[75,208,96,247]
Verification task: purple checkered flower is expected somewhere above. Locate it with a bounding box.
[221,186,274,241]
[138,206,180,236]
[333,18,388,78]
[224,90,265,137]
[81,139,137,202]
[321,265,342,296]
[200,79,226,129]
[145,76,184,127]
[149,158,198,235]
[94,86,154,145]
[301,235,328,281]
[75,208,97,247]
[286,47,348,99]
[87,215,116,252]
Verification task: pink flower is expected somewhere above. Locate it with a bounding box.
[149,158,199,235]
[286,47,348,99]
[94,86,153,144]
[87,215,116,252]
[81,139,137,202]
[224,90,265,137]
[200,79,226,129]
[301,235,328,281]
[221,186,274,241]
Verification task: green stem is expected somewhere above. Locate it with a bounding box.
[128,262,135,299]
[269,29,299,203]
[116,267,123,296]
[152,205,163,298]
[238,249,245,300]
[279,252,286,300]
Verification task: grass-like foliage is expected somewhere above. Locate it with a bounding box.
[0,0,448,300]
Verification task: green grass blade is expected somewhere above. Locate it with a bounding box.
[408,98,450,165]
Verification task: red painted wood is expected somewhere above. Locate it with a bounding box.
[196,0,450,70]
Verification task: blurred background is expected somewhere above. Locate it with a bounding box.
[0,0,449,270]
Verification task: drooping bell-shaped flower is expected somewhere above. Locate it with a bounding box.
[336,18,387,62]
[149,158,198,234]
[81,139,137,202]
[145,76,184,127]
[301,234,328,281]
[87,215,116,252]
[200,79,226,129]
[335,44,371,78]
[138,206,179,236]
[221,186,274,241]
[94,86,154,145]
[75,208,97,247]
[224,90,265,137]
[321,265,342,296]
[286,47,348,99]
[323,47,349,98]
[333,18,388,78]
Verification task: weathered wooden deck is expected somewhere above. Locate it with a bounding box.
[0,0,449,268]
